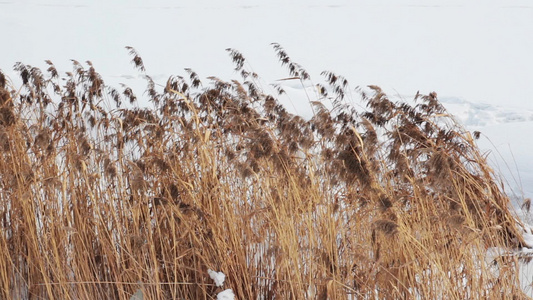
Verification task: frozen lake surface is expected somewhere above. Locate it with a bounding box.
[1,0,531,203]
[2,0,531,213]
[2,1,533,294]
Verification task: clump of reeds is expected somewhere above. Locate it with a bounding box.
[0,45,530,299]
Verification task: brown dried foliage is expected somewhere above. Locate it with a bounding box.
[0,47,529,299]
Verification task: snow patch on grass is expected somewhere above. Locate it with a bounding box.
[208,269,226,287]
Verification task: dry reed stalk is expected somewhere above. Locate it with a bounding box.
[0,46,530,299]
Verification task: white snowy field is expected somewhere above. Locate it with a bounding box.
[2,0,531,200]
[442,98,533,205]
[2,0,533,296]
[1,0,532,105]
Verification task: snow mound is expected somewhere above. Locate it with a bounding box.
[208,269,226,287]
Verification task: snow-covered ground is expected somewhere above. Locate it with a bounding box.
[2,0,533,295]
[4,0,531,198]
[2,0,532,106]
[441,98,533,205]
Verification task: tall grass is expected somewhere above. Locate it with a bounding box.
[0,45,530,299]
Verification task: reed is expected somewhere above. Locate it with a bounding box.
[0,45,529,299]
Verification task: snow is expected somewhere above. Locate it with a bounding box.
[2,0,533,296]
[440,97,533,202]
[2,2,531,196]
[208,269,226,287]
[2,0,533,108]
[217,289,235,300]
[522,225,533,248]
[129,288,143,300]
[208,270,233,299]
